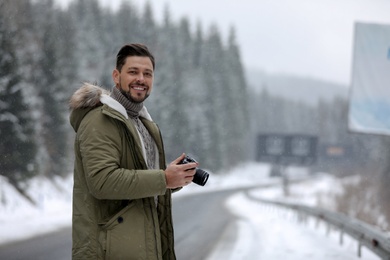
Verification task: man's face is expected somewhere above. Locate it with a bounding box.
[112,56,154,103]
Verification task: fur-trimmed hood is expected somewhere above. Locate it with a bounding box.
[69,83,153,132]
[69,82,109,110]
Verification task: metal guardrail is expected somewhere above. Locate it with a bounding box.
[246,192,390,259]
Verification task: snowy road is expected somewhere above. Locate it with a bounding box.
[173,189,238,259]
[0,163,382,259]
[0,187,379,259]
[206,191,379,259]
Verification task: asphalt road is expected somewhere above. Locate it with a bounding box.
[173,189,238,260]
[0,189,240,260]
[0,227,72,260]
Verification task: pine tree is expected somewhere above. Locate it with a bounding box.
[224,26,251,166]
[188,24,212,165]
[139,1,158,49]
[30,0,75,177]
[68,0,107,82]
[0,0,37,184]
[199,25,227,169]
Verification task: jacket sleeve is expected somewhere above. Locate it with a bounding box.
[77,109,167,200]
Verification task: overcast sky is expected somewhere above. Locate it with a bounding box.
[61,0,390,86]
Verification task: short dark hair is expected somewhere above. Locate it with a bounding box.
[116,43,155,71]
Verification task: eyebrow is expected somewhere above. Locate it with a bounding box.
[127,67,153,73]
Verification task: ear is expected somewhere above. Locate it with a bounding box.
[112,69,120,86]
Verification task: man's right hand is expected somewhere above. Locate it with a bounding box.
[165,153,198,189]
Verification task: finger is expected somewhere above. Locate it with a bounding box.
[184,165,196,176]
[168,153,184,167]
[181,163,198,172]
[182,174,193,186]
[172,153,186,164]
[185,175,194,182]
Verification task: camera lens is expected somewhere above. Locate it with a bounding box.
[178,155,209,186]
[193,168,209,186]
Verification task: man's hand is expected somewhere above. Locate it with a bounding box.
[165,153,198,189]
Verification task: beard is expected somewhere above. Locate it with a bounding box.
[118,83,149,103]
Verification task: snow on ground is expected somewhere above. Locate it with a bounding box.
[0,175,72,245]
[208,192,379,259]
[0,162,382,259]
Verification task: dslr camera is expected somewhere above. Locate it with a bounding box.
[178,155,209,186]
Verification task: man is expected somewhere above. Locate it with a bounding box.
[69,43,197,260]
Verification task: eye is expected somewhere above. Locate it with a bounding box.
[144,72,153,78]
[129,70,137,75]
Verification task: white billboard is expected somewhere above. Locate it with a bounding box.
[348,22,390,135]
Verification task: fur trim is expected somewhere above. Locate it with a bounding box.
[69,82,109,109]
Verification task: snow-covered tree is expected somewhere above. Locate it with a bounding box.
[0,0,37,184]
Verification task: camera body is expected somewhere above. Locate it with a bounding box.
[178,155,209,186]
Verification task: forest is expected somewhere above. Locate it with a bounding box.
[1,0,390,228]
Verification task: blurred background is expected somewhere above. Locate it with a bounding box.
[1,0,390,238]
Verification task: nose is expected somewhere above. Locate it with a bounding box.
[136,73,145,82]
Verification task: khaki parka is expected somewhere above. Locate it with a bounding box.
[69,83,176,260]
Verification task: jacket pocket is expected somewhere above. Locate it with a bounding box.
[99,201,147,260]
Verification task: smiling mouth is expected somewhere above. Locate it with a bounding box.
[131,85,147,91]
